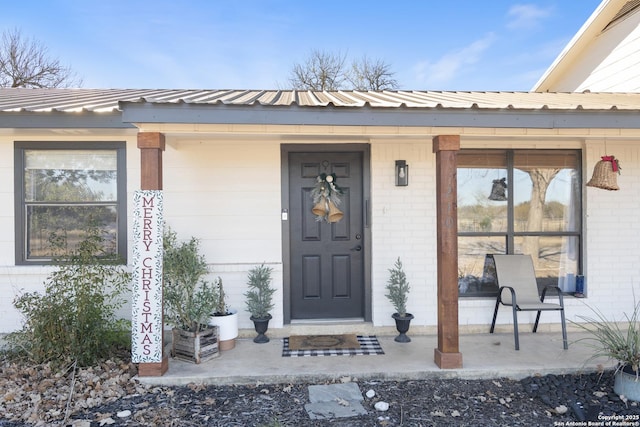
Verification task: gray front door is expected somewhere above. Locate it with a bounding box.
[288,151,364,319]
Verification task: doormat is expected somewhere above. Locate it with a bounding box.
[289,334,360,351]
[282,335,384,357]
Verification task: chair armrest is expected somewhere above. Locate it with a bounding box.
[498,286,517,306]
[541,285,565,306]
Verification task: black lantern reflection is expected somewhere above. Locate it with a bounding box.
[488,177,507,201]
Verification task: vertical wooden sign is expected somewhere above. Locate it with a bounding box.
[131,190,164,364]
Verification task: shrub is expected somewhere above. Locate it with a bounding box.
[163,228,218,332]
[7,225,130,367]
[573,299,640,377]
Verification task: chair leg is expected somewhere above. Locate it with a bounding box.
[512,305,520,351]
[490,299,500,333]
[533,310,542,333]
[560,309,568,350]
[532,309,568,350]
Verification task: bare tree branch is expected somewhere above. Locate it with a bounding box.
[0,28,82,88]
[347,56,399,90]
[288,50,347,90]
[288,50,399,91]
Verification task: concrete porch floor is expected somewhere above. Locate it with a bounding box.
[136,329,612,387]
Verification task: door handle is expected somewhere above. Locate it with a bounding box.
[351,245,362,252]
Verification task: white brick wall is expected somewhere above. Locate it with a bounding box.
[161,139,284,330]
[580,140,640,321]
[1,134,639,334]
[370,140,438,326]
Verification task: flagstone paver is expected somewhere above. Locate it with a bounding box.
[305,383,368,419]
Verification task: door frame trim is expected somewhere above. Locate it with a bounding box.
[281,143,372,324]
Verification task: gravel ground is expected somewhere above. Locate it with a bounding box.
[1,357,639,426]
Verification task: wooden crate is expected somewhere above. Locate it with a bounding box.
[171,326,219,364]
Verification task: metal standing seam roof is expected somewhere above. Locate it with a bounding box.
[1,88,640,114]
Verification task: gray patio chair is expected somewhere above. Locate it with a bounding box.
[489,254,568,350]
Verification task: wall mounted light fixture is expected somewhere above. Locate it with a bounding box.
[395,160,408,186]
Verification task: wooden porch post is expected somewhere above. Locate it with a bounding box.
[136,132,168,376]
[138,132,165,191]
[433,135,463,369]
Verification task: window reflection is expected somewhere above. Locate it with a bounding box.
[458,149,582,297]
[19,148,122,261]
[27,206,118,258]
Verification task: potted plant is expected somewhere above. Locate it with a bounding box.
[385,257,414,342]
[244,264,276,343]
[208,277,239,351]
[574,299,640,401]
[163,228,220,363]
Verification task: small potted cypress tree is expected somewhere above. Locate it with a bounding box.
[244,264,276,343]
[385,257,413,342]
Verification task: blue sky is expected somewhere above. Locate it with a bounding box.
[1,1,602,90]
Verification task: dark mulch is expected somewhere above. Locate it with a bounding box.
[1,354,638,427]
[64,372,638,427]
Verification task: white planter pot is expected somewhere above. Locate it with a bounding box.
[208,309,239,350]
[614,367,640,402]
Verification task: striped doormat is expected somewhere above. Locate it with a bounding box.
[282,335,384,357]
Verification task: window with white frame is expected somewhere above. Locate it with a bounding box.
[14,142,127,264]
[457,149,582,297]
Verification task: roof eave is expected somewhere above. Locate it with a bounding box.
[0,110,134,129]
[120,101,640,129]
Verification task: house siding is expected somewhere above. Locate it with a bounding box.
[0,132,638,335]
[548,9,640,91]
[0,134,139,331]
[161,138,284,330]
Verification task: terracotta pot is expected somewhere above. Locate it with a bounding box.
[208,309,238,350]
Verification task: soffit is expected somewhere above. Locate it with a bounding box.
[604,0,640,29]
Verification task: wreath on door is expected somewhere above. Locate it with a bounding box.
[311,173,344,223]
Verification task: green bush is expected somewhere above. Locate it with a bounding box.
[6,225,130,367]
[163,228,218,332]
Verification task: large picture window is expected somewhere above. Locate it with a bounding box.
[457,149,581,297]
[15,142,127,264]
